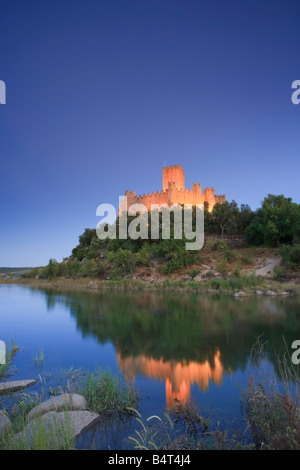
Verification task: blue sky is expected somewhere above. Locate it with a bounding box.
[1,0,300,266]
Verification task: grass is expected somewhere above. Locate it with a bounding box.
[34,347,45,368]
[0,384,76,450]
[1,337,300,450]
[78,368,138,415]
[244,337,300,450]
[0,366,138,449]
[1,407,75,450]
[3,266,300,297]
[0,351,139,449]
[0,342,19,380]
[127,402,254,450]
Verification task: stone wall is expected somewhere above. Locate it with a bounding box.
[120,165,225,214]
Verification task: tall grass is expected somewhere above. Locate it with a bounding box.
[244,337,300,450]
[128,402,254,450]
[79,369,138,414]
[1,408,75,450]
[0,342,19,380]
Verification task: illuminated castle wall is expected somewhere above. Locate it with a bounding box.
[121,164,226,213]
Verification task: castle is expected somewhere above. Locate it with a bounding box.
[120,164,225,213]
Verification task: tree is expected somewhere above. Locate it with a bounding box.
[245,195,300,247]
[79,229,96,248]
[212,202,237,237]
[244,209,265,246]
[237,204,254,232]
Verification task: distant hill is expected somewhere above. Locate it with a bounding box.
[0,267,33,274]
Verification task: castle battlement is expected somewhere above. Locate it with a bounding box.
[163,164,183,170]
[121,165,226,213]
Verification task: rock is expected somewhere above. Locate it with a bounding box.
[265,290,278,296]
[13,410,99,448]
[27,394,87,421]
[281,291,290,296]
[0,380,37,395]
[194,270,212,280]
[234,291,248,298]
[255,258,281,277]
[0,411,11,435]
[255,290,264,295]
[201,265,211,271]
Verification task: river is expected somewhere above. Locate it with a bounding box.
[1,284,299,449]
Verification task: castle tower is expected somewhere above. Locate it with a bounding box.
[163,164,185,192]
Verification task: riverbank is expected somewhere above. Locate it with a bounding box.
[1,274,299,296]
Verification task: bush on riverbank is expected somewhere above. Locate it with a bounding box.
[280,239,300,271]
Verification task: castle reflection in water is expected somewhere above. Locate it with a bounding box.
[117,351,225,407]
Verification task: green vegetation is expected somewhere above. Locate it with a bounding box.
[1,411,75,450]
[245,195,300,247]
[280,238,300,271]
[1,337,300,450]
[244,338,300,450]
[78,369,138,415]
[20,193,300,282]
[0,357,138,450]
[128,402,254,450]
[0,342,19,380]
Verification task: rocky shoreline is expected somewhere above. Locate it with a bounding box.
[0,379,99,448]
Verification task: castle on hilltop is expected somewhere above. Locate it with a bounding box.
[120,164,225,213]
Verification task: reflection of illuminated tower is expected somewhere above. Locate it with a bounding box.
[166,379,190,407]
[117,351,224,408]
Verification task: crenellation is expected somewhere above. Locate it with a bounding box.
[121,165,225,213]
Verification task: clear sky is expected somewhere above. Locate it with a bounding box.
[1,0,300,267]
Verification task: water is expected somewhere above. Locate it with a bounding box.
[1,284,300,449]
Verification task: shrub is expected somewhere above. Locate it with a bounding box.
[107,248,136,278]
[66,259,81,276]
[216,259,228,277]
[134,244,152,266]
[187,269,201,279]
[272,267,285,280]
[45,259,58,279]
[280,242,300,271]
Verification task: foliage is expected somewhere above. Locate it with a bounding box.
[107,248,136,278]
[280,239,300,271]
[79,369,138,414]
[0,342,19,380]
[21,192,300,280]
[128,402,253,450]
[246,195,300,247]
[211,202,237,238]
[245,338,300,450]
